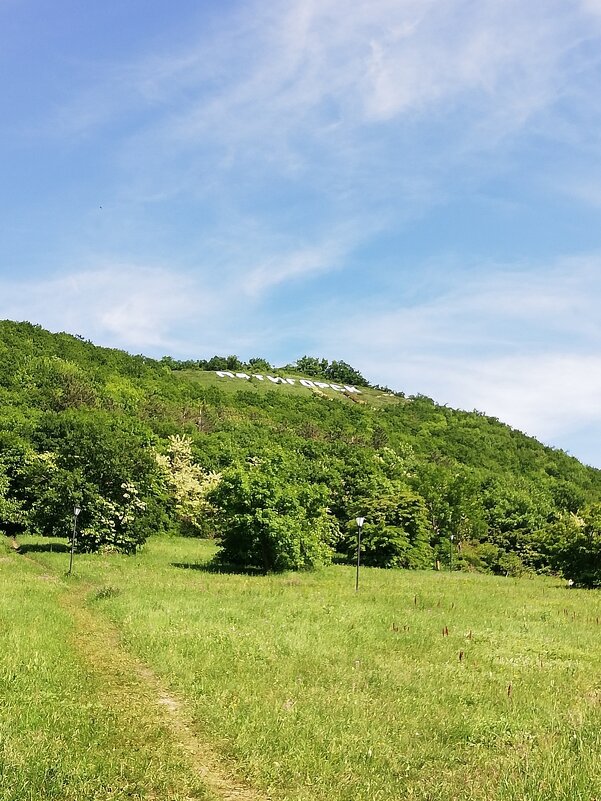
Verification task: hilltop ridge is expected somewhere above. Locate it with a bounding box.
[1,319,600,581]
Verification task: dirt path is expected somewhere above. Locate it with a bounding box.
[15,544,271,801]
[61,589,271,801]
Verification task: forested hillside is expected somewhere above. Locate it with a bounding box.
[1,320,600,584]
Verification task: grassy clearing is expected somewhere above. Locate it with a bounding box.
[18,535,601,801]
[0,539,211,801]
[177,370,401,409]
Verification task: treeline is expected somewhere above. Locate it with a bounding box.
[161,353,370,387]
[1,320,601,586]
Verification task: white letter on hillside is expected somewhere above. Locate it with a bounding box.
[266,375,286,384]
[344,385,361,394]
[251,374,265,380]
[235,372,250,380]
[215,371,235,378]
[300,379,315,388]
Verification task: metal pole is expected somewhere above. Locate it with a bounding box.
[355,523,362,592]
[355,517,365,591]
[68,506,81,575]
[450,534,454,572]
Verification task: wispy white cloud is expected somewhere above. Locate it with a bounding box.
[0,254,343,358]
[0,265,208,351]
[385,352,601,446]
[57,0,601,186]
[307,253,601,447]
[241,223,369,296]
[31,0,601,321]
[243,243,342,297]
[321,256,600,356]
[125,0,578,131]
[457,354,601,442]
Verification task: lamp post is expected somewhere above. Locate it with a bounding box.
[355,517,365,592]
[450,534,454,572]
[68,505,81,575]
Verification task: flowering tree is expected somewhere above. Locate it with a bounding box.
[0,461,24,537]
[155,435,220,536]
[24,410,170,553]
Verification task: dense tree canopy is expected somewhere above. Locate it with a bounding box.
[345,487,433,569]
[1,320,601,584]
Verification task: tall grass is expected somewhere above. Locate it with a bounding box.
[0,540,209,801]
[13,535,601,800]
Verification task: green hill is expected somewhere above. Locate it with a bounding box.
[1,319,600,581]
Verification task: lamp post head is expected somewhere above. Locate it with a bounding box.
[74,506,81,517]
[356,517,365,528]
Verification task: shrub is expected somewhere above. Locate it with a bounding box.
[346,488,433,569]
[210,464,336,571]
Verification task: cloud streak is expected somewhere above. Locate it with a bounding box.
[307,253,601,450]
[56,1,601,206]
[25,0,600,328]
[0,265,207,351]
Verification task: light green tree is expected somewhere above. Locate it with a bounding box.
[155,435,220,536]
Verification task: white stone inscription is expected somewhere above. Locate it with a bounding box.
[214,371,362,394]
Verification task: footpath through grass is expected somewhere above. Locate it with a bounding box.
[0,539,213,801]
[14,534,601,801]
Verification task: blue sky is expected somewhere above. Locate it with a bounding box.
[2,1,601,466]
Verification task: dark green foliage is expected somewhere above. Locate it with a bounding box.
[2,319,601,573]
[292,355,330,377]
[248,357,273,372]
[24,411,169,552]
[454,541,530,577]
[210,458,336,571]
[479,477,556,569]
[548,506,601,587]
[412,462,487,547]
[203,355,244,371]
[346,488,433,569]
[289,356,369,387]
[0,459,25,535]
[324,360,369,387]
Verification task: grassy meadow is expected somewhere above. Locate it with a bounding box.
[5,534,601,800]
[0,538,210,801]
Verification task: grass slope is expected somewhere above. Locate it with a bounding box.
[177,369,401,409]
[12,535,601,801]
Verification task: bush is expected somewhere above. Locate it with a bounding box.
[551,507,601,587]
[211,464,336,571]
[346,488,433,569]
